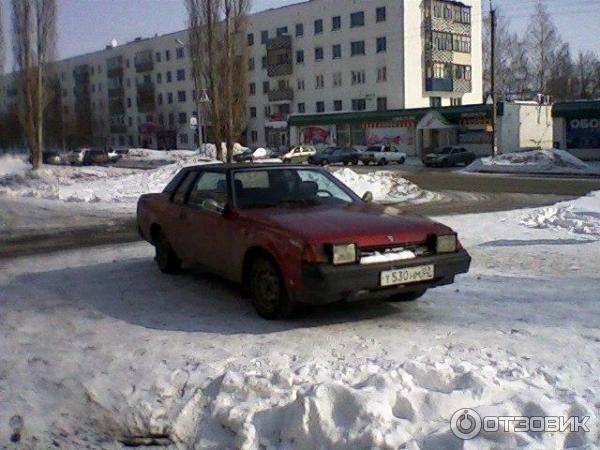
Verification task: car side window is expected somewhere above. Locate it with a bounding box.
[187,171,228,211]
[172,171,197,205]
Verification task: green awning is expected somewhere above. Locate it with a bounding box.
[288,104,492,127]
[552,101,600,118]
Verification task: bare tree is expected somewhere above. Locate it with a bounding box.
[546,43,575,101]
[11,0,57,169]
[187,0,250,162]
[0,1,5,73]
[525,0,561,94]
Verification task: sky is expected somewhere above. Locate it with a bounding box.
[1,0,600,71]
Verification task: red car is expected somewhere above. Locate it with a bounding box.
[137,164,471,319]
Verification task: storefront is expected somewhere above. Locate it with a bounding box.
[553,101,600,161]
[288,104,494,157]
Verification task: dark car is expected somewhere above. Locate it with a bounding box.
[137,164,471,319]
[308,147,360,166]
[423,147,476,167]
[233,149,254,163]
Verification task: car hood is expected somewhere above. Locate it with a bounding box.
[238,203,453,248]
[424,153,443,159]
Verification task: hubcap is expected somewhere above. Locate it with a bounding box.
[256,267,279,310]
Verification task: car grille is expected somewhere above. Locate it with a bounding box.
[359,242,432,259]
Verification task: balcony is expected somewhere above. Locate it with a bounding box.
[426,78,453,92]
[136,81,154,93]
[108,87,124,98]
[267,35,292,52]
[135,60,154,73]
[137,92,156,113]
[268,87,294,102]
[110,124,127,134]
[108,99,125,115]
[107,66,123,78]
[74,84,90,98]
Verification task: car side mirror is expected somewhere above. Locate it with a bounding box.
[362,191,373,203]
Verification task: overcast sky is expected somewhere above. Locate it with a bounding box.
[1,0,599,71]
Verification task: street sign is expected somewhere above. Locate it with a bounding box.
[190,116,198,130]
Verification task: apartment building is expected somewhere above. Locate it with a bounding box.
[0,0,483,150]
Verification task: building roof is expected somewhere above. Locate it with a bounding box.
[552,101,600,118]
[288,104,492,127]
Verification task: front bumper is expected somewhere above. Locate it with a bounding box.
[289,249,471,304]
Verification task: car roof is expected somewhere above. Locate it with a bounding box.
[184,163,312,172]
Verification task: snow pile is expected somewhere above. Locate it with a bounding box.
[521,190,600,237]
[0,159,215,206]
[121,148,199,162]
[333,168,440,203]
[465,149,600,175]
[0,153,30,177]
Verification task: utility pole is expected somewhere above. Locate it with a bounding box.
[490,1,498,157]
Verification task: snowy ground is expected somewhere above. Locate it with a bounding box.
[465,149,600,176]
[1,194,600,449]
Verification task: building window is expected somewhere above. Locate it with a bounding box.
[155,52,161,62]
[277,26,288,37]
[157,93,163,105]
[315,47,324,61]
[165,50,171,61]
[250,107,257,118]
[176,69,186,81]
[297,79,305,90]
[376,6,386,22]
[180,133,188,144]
[127,97,132,108]
[377,97,387,111]
[332,44,342,59]
[260,55,266,69]
[332,16,341,30]
[314,19,323,34]
[333,72,342,87]
[264,106,271,116]
[248,57,255,71]
[454,64,472,81]
[316,101,325,113]
[334,100,343,111]
[178,91,186,102]
[176,47,185,59]
[166,71,172,83]
[251,130,258,142]
[263,81,270,94]
[352,99,366,111]
[249,82,256,95]
[156,73,162,83]
[178,112,187,124]
[377,66,387,83]
[351,70,366,85]
[297,102,305,113]
[296,50,305,64]
[376,36,387,53]
[296,23,304,37]
[430,96,442,107]
[451,98,462,106]
[315,74,324,89]
[247,33,254,46]
[261,30,269,44]
[350,11,365,27]
[167,92,173,104]
[351,41,365,56]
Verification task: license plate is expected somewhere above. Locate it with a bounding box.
[380,265,435,287]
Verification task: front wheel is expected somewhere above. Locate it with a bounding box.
[386,289,427,303]
[155,231,182,274]
[250,257,296,319]
[399,157,406,165]
[378,158,388,166]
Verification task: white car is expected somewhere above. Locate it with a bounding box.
[359,145,407,166]
[282,145,317,163]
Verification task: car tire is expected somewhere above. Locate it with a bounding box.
[378,158,388,166]
[386,289,427,303]
[155,231,182,274]
[250,257,295,320]
[399,157,406,165]
[352,159,359,166]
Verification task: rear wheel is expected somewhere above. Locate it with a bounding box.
[378,158,388,166]
[352,159,359,166]
[386,289,427,303]
[399,156,406,165]
[250,257,295,319]
[155,231,181,274]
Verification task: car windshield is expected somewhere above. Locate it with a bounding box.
[438,148,452,154]
[233,168,357,209]
[366,146,381,152]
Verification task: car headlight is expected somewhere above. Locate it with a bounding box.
[332,243,357,265]
[436,234,457,253]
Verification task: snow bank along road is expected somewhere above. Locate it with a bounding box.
[1,199,600,449]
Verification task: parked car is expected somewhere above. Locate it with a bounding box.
[83,148,121,165]
[67,149,87,166]
[308,147,361,166]
[359,145,407,165]
[137,164,471,319]
[423,147,476,167]
[110,146,130,155]
[282,145,317,163]
[38,151,62,165]
[233,148,254,163]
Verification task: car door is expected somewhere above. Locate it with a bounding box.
[177,170,233,272]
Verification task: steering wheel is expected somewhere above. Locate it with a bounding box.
[317,189,333,198]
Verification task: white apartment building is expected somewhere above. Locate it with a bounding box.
[0,0,483,151]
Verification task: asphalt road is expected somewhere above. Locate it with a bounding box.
[2,167,598,258]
